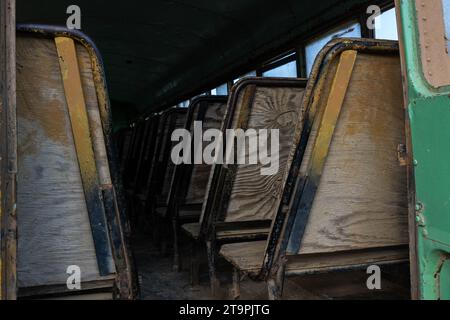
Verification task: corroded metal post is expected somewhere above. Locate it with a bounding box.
[0,0,17,300]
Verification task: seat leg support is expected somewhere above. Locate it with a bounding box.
[206,240,220,297]
[172,217,180,272]
[267,260,286,300]
[190,241,201,286]
[231,267,241,300]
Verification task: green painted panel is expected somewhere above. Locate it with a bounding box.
[398,0,450,300]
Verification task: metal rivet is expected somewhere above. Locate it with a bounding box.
[415,203,423,211]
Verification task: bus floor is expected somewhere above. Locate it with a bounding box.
[131,233,411,300]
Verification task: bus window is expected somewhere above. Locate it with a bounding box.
[262,60,297,78]
[443,0,450,53]
[211,83,228,95]
[233,70,256,83]
[178,100,190,108]
[305,22,361,75]
[375,7,398,40]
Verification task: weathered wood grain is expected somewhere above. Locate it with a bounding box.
[220,239,409,276]
[16,36,112,288]
[159,110,187,204]
[144,114,169,197]
[0,0,17,300]
[295,53,408,254]
[220,240,266,275]
[145,109,186,202]
[76,43,112,186]
[183,102,227,204]
[224,85,305,222]
[183,222,269,241]
[219,44,408,281]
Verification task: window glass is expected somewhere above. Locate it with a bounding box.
[178,100,190,108]
[262,60,297,77]
[375,8,398,40]
[443,0,450,53]
[233,70,257,83]
[211,83,228,95]
[305,22,361,75]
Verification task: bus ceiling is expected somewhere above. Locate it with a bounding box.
[16,0,392,129]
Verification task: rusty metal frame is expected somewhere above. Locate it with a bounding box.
[166,96,228,270]
[131,114,160,201]
[131,118,153,193]
[167,96,228,217]
[259,39,400,282]
[115,128,132,173]
[0,0,17,300]
[141,111,172,207]
[16,24,136,299]
[195,77,307,294]
[142,108,187,210]
[122,124,138,183]
[124,122,146,190]
[124,115,158,229]
[394,0,419,299]
[199,77,308,243]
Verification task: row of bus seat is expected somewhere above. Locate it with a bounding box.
[116,38,409,299]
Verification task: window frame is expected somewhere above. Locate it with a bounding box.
[172,1,397,110]
[257,50,298,77]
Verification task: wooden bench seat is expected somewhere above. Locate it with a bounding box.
[126,115,160,228]
[157,97,228,269]
[182,222,202,240]
[155,206,168,217]
[220,241,266,276]
[139,108,186,236]
[220,241,409,277]
[157,204,203,218]
[218,38,408,300]
[179,77,307,294]
[183,223,269,241]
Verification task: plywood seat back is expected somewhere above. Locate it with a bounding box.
[136,116,160,195]
[149,108,187,206]
[259,38,409,278]
[115,128,132,174]
[289,44,408,255]
[219,39,408,280]
[148,108,187,207]
[122,122,147,190]
[16,26,132,297]
[199,78,307,239]
[167,97,228,218]
[120,114,160,199]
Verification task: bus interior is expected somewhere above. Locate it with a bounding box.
[2,0,449,300]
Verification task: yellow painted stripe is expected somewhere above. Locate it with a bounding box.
[55,36,113,275]
[55,36,99,193]
[309,50,357,177]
